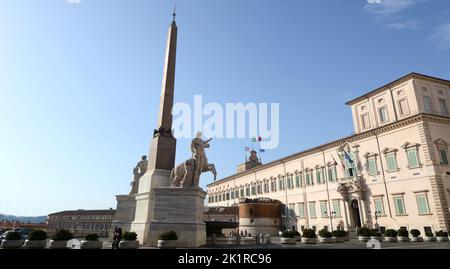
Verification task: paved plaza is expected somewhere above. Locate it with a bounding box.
[99,237,450,249]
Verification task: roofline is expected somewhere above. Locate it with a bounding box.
[345,72,450,106]
[207,113,450,188]
[48,209,116,216]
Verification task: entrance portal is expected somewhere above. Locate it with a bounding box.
[351,199,362,228]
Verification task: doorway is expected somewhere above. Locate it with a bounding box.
[351,199,362,228]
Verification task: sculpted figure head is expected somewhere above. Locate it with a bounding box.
[196,131,202,139]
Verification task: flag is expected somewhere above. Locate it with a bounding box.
[336,151,346,169]
[258,136,262,141]
[330,154,338,166]
[245,147,250,151]
[259,149,265,153]
[344,150,353,164]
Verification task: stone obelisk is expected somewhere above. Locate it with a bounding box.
[130,13,178,245]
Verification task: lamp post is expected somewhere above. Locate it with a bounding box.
[368,210,382,232]
[325,211,337,231]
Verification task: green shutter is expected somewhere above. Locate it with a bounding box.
[407,149,419,167]
[441,149,449,165]
[333,201,341,217]
[417,195,429,215]
[309,203,316,218]
[387,153,397,172]
[394,197,405,215]
[298,204,304,218]
[320,202,327,217]
[368,158,377,175]
[374,198,384,214]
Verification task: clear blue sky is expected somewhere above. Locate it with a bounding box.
[1,0,449,216]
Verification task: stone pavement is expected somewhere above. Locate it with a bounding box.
[101,237,450,249]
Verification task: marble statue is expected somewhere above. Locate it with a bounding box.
[245,150,261,170]
[170,132,217,188]
[129,155,148,195]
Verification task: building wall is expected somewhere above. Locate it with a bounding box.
[207,74,450,235]
[47,211,115,238]
[351,77,449,134]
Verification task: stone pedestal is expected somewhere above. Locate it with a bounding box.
[131,171,207,248]
[109,195,136,240]
[147,187,206,248]
[130,168,172,245]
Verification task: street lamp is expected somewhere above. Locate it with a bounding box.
[368,210,382,232]
[324,211,337,231]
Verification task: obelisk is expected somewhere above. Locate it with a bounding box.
[130,12,178,245]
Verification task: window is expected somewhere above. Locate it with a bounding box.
[438,99,448,114]
[263,181,269,193]
[305,171,313,186]
[386,153,398,172]
[320,201,328,218]
[423,96,432,113]
[257,183,262,194]
[424,226,432,236]
[226,192,230,200]
[278,176,285,190]
[332,201,341,218]
[328,166,337,182]
[343,151,355,177]
[367,158,378,175]
[407,148,420,168]
[416,194,430,215]
[240,187,244,197]
[245,186,250,197]
[270,180,277,192]
[288,203,295,217]
[361,113,370,129]
[374,197,385,215]
[440,148,449,165]
[295,174,301,188]
[287,175,294,189]
[251,185,256,195]
[379,106,389,123]
[231,190,235,199]
[235,189,239,198]
[297,203,305,219]
[309,202,317,218]
[394,196,407,216]
[316,168,325,184]
[398,99,410,116]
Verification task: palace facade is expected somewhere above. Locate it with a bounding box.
[207,73,450,235]
[47,209,116,237]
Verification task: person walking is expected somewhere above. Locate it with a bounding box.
[112,226,122,249]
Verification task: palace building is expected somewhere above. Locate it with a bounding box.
[47,209,116,238]
[206,73,450,236]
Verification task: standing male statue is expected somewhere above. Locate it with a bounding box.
[129,155,148,195]
[191,132,216,185]
[170,132,217,188]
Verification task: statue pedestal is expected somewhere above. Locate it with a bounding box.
[131,169,172,245]
[109,195,136,240]
[146,187,207,248]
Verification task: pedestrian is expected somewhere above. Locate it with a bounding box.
[112,226,122,249]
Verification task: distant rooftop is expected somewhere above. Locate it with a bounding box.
[48,209,116,216]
